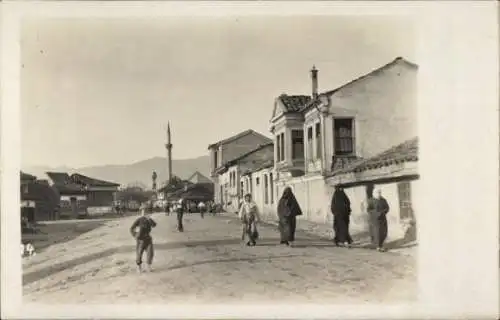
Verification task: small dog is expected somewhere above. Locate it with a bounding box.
[21,243,36,257]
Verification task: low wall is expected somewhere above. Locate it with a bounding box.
[87,206,114,216]
[259,174,416,242]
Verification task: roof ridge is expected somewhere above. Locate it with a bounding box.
[208,128,269,149]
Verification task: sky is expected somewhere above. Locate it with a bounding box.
[21,16,415,168]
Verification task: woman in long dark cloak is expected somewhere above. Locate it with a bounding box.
[367,188,390,252]
[330,186,353,247]
[277,187,303,246]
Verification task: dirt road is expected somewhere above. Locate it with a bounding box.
[23,212,416,304]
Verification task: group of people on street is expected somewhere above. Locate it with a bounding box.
[238,186,303,247]
[330,185,390,252]
[239,184,391,251]
[130,183,391,273]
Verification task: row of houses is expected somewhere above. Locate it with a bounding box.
[20,171,120,222]
[208,57,419,240]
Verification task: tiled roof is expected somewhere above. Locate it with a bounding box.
[70,173,120,187]
[207,129,272,149]
[46,172,87,194]
[242,159,275,176]
[46,172,73,185]
[20,171,37,181]
[278,94,311,113]
[224,141,274,167]
[187,171,212,184]
[301,57,418,113]
[330,137,418,176]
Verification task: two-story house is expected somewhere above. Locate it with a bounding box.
[208,129,273,210]
[267,57,418,240]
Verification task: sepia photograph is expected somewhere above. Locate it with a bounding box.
[19,14,418,305]
[1,1,498,319]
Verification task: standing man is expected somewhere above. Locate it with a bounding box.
[176,198,185,232]
[367,188,390,252]
[330,185,353,247]
[198,201,206,219]
[130,205,157,273]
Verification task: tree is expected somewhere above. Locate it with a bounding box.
[115,186,150,203]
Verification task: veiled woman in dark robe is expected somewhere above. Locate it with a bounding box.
[330,186,353,247]
[277,187,303,246]
[367,188,390,252]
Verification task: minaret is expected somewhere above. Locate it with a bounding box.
[165,122,173,183]
[311,65,318,99]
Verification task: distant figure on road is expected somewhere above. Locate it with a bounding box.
[367,188,390,252]
[277,187,302,247]
[330,185,353,248]
[198,201,206,218]
[238,193,260,246]
[130,205,157,273]
[176,198,185,232]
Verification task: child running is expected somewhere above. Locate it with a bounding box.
[130,203,157,273]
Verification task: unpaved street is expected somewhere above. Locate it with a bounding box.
[23,213,416,304]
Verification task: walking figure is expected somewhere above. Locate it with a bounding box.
[277,187,302,247]
[330,185,353,247]
[238,193,260,246]
[176,198,185,232]
[367,188,390,252]
[130,204,157,273]
[198,201,206,219]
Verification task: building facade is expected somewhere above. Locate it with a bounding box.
[71,173,120,216]
[46,172,88,219]
[208,129,273,207]
[214,142,274,213]
[233,57,419,241]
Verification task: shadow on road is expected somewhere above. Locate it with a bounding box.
[23,238,310,285]
[156,254,305,272]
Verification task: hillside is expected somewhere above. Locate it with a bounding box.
[23,155,211,188]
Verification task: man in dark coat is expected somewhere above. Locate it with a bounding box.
[176,198,185,232]
[130,207,157,273]
[330,186,353,247]
[367,188,390,252]
[277,187,303,246]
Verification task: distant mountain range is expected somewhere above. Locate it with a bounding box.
[23,155,211,188]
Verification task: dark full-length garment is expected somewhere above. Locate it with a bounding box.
[330,189,353,244]
[367,197,390,247]
[277,188,303,243]
[176,204,185,232]
[130,216,157,266]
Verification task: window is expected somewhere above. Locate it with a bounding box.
[269,173,274,204]
[264,175,269,204]
[334,118,355,155]
[249,177,253,194]
[279,133,285,162]
[315,122,322,159]
[307,126,313,160]
[256,177,260,185]
[291,130,304,160]
[213,151,218,170]
[276,135,281,162]
[240,181,244,197]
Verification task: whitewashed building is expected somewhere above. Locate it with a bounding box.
[245,56,420,240]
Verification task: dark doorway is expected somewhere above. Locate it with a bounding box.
[70,197,78,219]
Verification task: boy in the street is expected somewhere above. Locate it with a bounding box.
[130,204,157,273]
